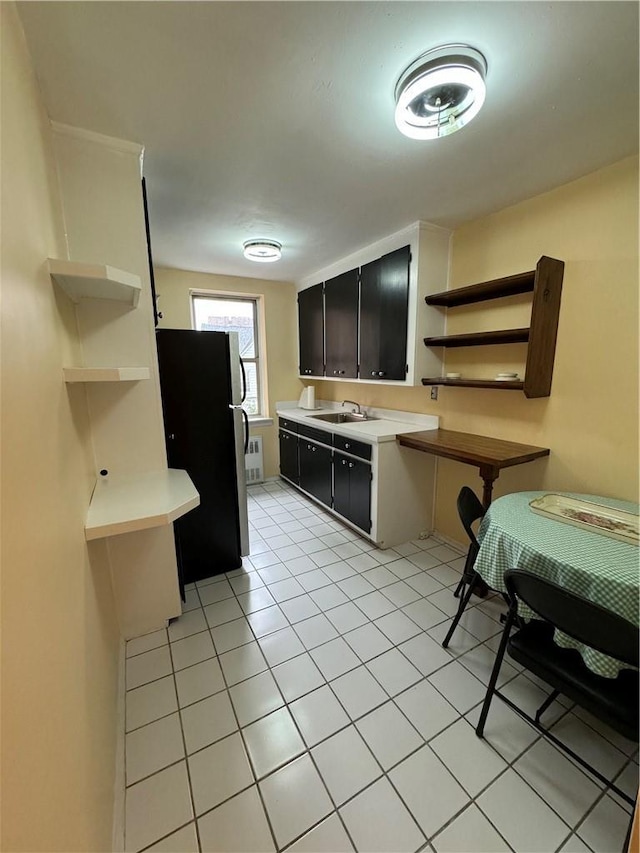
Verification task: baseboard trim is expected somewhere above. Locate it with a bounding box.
[432,529,466,554]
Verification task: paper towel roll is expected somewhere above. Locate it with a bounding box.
[299,385,316,409]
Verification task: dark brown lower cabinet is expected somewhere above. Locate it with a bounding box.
[333,451,372,533]
[299,439,332,508]
[279,429,299,485]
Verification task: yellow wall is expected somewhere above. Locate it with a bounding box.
[1,5,121,850]
[315,156,639,542]
[155,267,302,478]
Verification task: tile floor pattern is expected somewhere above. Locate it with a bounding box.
[124,481,638,853]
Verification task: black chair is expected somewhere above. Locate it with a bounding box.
[442,486,486,648]
[476,568,639,804]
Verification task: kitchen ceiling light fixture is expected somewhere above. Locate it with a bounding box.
[394,44,487,140]
[243,239,282,262]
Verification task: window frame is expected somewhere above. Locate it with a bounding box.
[190,289,270,422]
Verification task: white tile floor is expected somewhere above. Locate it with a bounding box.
[124,481,638,853]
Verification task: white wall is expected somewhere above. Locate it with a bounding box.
[1,6,121,849]
[52,124,182,638]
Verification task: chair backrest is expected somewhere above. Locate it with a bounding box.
[457,486,485,549]
[504,569,639,669]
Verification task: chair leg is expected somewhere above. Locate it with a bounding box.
[453,577,466,599]
[476,609,515,738]
[442,571,478,648]
[454,546,476,599]
[534,689,560,726]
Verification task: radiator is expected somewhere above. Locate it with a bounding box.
[245,435,264,484]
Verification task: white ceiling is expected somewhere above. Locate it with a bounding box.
[17,1,639,283]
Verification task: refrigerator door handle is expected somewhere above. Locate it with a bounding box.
[230,404,250,557]
[241,408,249,454]
[239,358,247,404]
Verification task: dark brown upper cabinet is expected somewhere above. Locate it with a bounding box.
[324,268,359,379]
[360,245,411,381]
[298,282,324,376]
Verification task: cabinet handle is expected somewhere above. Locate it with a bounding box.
[342,459,347,465]
[333,370,338,375]
[312,446,316,452]
[339,370,345,375]
[345,443,350,449]
[378,371,386,377]
[371,371,377,377]
[349,462,354,468]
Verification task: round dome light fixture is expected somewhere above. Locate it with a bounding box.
[394,44,487,140]
[243,239,282,263]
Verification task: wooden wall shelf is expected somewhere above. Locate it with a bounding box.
[421,378,524,390]
[426,271,536,307]
[423,256,564,398]
[63,367,150,383]
[48,258,141,306]
[424,328,530,348]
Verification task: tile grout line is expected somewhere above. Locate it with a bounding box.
[166,629,204,853]
[248,486,637,837]
[124,482,633,852]
[250,485,638,841]
[127,564,521,741]
[202,624,283,853]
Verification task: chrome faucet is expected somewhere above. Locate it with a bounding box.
[342,399,362,414]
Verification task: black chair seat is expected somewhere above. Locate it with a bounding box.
[508,620,639,741]
[476,569,639,804]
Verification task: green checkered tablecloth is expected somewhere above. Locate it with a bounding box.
[475,491,640,678]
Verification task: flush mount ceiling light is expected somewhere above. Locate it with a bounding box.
[243,239,282,263]
[394,44,487,140]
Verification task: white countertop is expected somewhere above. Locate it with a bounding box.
[276,403,438,444]
[85,468,200,540]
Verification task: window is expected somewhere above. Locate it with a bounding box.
[191,293,266,418]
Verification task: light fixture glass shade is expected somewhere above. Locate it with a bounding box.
[243,239,282,262]
[395,45,487,140]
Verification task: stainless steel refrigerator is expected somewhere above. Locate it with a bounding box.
[156,328,250,586]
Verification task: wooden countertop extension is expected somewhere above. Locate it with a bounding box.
[396,428,550,507]
[397,428,550,469]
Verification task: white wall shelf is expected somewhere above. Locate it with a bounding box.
[48,258,142,306]
[85,469,200,541]
[63,367,150,383]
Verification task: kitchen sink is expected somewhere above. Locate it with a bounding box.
[310,412,380,424]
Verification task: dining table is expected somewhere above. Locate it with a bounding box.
[473,490,640,677]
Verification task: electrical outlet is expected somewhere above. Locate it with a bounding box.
[418,531,430,540]
[430,387,438,400]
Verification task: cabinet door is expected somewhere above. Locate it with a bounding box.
[325,269,358,379]
[299,440,332,507]
[360,245,410,381]
[298,283,324,376]
[333,453,351,519]
[333,452,372,533]
[279,430,299,484]
[348,457,372,533]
